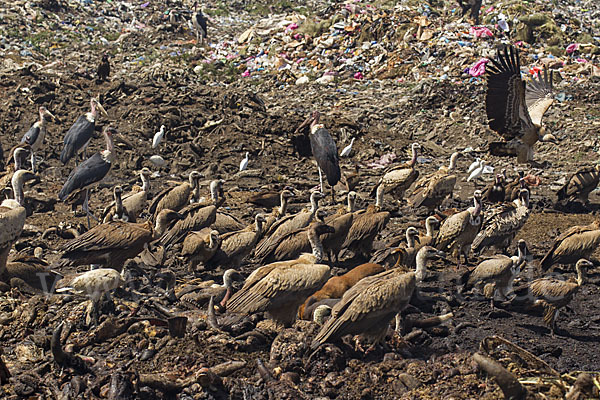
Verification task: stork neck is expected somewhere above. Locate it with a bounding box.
[308,226,324,263]
[103,131,114,161]
[375,185,384,208]
[90,99,97,119]
[11,174,25,206]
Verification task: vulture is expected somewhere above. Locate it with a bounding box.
[462,239,528,307]
[148,171,202,220]
[482,172,506,204]
[504,171,526,202]
[529,258,591,336]
[540,219,600,271]
[372,143,420,201]
[557,164,600,204]
[321,191,356,262]
[471,188,530,255]
[342,185,390,258]
[103,185,129,222]
[435,190,483,266]
[298,262,385,320]
[408,151,460,210]
[260,189,295,235]
[181,228,221,272]
[485,45,557,165]
[51,210,181,271]
[102,168,152,223]
[206,214,266,269]
[370,227,420,269]
[178,269,238,310]
[0,170,35,275]
[3,253,62,293]
[412,245,447,282]
[415,216,440,251]
[311,268,416,349]
[226,217,331,327]
[97,53,110,81]
[0,147,29,192]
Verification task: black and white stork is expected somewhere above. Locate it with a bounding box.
[60,97,107,165]
[297,111,341,194]
[59,126,116,228]
[485,45,557,166]
[21,106,55,173]
[192,2,208,44]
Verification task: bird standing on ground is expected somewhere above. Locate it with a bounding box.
[296,111,341,194]
[482,172,506,203]
[182,228,220,272]
[239,152,249,172]
[152,125,165,149]
[102,168,152,223]
[373,142,420,202]
[192,2,207,45]
[340,138,355,158]
[408,151,460,210]
[58,126,117,228]
[485,45,558,165]
[21,106,55,172]
[540,219,600,271]
[557,164,600,205]
[61,97,108,165]
[97,53,110,82]
[148,171,202,220]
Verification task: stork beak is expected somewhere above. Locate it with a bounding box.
[96,102,108,117]
[44,109,56,121]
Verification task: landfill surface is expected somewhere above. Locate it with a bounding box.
[1,0,600,398]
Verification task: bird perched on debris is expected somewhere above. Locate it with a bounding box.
[540,219,600,271]
[557,164,600,205]
[152,125,165,149]
[21,106,55,172]
[192,2,207,44]
[60,97,108,165]
[485,45,558,165]
[148,171,202,219]
[97,53,110,82]
[529,258,591,336]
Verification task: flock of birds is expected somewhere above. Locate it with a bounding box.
[0,43,598,355]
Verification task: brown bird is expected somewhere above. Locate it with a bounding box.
[435,190,483,266]
[485,45,557,165]
[0,170,34,276]
[311,268,416,349]
[206,214,266,269]
[321,191,357,262]
[102,168,152,223]
[97,53,110,82]
[226,220,331,327]
[181,228,220,272]
[504,171,525,202]
[530,258,591,336]
[52,209,181,271]
[178,269,237,309]
[462,240,527,307]
[158,179,224,248]
[299,262,385,320]
[408,151,460,210]
[557,164,600,204]
[472,188,530,255]
[148,170,202,220]
[247,187,294,208]
[411,245,447,282]
[415,216,440,251]
[342,185,390,258]
[3,253,62,293]
[261,189,296,235]
[370,227,420,268]
[103,185,129,222]
[254,191,325,263]
[0,147,29,192]
[372,142,420,201]
[213,211,245,234]
[482,172,506,204]
[540,219,600,271]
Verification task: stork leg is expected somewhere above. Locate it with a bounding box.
[318,166,324,193]
[82,189,98,229]
[30,151,36,173]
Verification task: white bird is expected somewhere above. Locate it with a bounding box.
[467,158,481,174]
[149,155,166,167]
[340,138,355,157]
[239,152,249,171]
[152,125,165,149]
[467,160,489,182]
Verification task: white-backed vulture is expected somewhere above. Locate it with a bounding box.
[148,170,201,219]
[485,45,557,164]
[540,219,600,271]
[411,245,446,282]
[102,168,152,222]
[102,185,129,222]
[261,189,296,235]
[415,216,440,252]
[0,170,34,275]
[342,185,390,258]
[52,209,181,271]
[0,147,28,192]
[226,220,331,327]
[298,262,385,320]
[3,253,62,293]
[372,142,420,201]
[321,191,356,262]
[530,259,591,336]
[557,165,600,204]
[472,188,530,255]
[206,214,266,269]
[254,191,325,263]
[182,228,220,272]
[370,227,419,269]
[408,151,460,210]
[462,239,527,306]
[435,190,483,266]
[178,269,237,309]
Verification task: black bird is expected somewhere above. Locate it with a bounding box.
[21,106,55,172]
[97,53,110,82]
[483,171,506,203]
[456,0,482,25]
[61,97,108,165]
[59,126,116,228]
[296,111,341,193]
[192,2,207,44]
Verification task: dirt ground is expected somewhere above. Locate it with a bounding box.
[1,0,600,399]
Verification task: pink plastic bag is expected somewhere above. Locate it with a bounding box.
[566,43,579,54]
[469,58,488,77]
[469,27,493,38]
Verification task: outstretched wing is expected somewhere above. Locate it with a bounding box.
[525,67,554,127]
[485,45,534,141]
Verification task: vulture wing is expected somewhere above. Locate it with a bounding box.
[525,67,554,127]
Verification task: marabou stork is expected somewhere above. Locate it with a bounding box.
[296,111,341,194]
[21,106,55,173]
[60,97,108,165]
[192,2,207,45]
[59,126,116,228]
